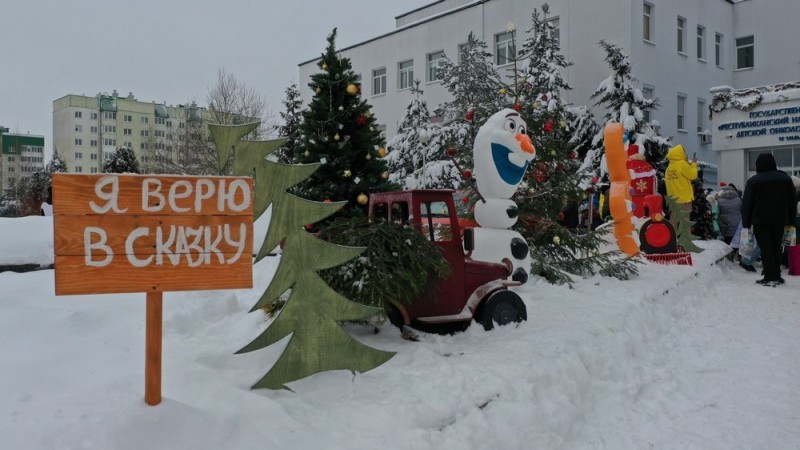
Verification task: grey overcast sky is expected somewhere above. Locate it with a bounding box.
[0,0,431,156]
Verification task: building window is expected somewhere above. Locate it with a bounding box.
[124,115,132,122]
[91,112,98,120]
[547,17,560,48]
[75,125,82,132]
[74,111,82,119]
[141,117,149,124]
[104,125,116,133]
[90,140,98,147]
[90,167,98,173]
[91,153,98,160]
[495,31,515,65]
[677,94,686,130]
[74,138,82,146]
[141,130,149,137]
[715,33,724,67]
[104,112,116,120]
[155,117,166,125]
[75,166,83,173]
[74,152,83,159]
[643,3,654,42]
[372,67,387,96]
[642,85,654,124]
[696,98,706,133]
[736,35,754,69]
[90,126,98,133]
[124,141,132,148]
[427,50,445,82]
[124,128,132,135]
[696,25,706,60]
[677,17,687,54]
[104,138,116,146]
[398,60,414,90]
[155,130,166,137]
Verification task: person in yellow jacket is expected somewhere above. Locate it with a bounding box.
[664,144,698,217]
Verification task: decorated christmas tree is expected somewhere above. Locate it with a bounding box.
[435,31,508,172]
[385,81,461,189]
[690,176,715,240]
[294,28,394,217]
[505,6,638,283]
[580,40,670,184]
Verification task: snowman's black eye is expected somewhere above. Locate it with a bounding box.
[504,119,516,131]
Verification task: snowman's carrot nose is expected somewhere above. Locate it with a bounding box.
[516,133,535,155]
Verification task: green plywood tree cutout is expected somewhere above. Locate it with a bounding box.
[208,123,394,390]
[665,195,704,253]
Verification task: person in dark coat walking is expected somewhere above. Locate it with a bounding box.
[741,153,797,286]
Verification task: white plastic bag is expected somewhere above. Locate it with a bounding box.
[738,227,755,260]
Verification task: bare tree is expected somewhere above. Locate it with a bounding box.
[143,68,276,175]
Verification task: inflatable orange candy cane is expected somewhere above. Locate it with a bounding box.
[604,123,639,256]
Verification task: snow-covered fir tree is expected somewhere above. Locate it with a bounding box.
[103,146,141,174]
[508,6,636,284]
[580,40,670,184]
[47,150,68,174]
[435,32,508,170]
[275,82,303,163]
[385,81,461,189]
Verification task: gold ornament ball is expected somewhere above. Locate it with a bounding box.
[322,63,328,70]
[334,133,341,141]
[533,101,541,109]
[346,84,358,95]
[527,187,535,194]
[366,154,372,160]
[343,169,352,178]
[304,150,310,157]
[499,88,508,95]
[377,147,386,158]
[357,193,369,205]
[553,236,561,245]
[550,150,557,156]
[559,119,567,128]
[315,87,321,94]
[338,106,344,111]
[381,171,389,179]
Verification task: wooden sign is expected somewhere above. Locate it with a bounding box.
[53,173,254,295]
[52,172,254,406]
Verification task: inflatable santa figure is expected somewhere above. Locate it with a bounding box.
[470,109,536,284]
[626,144,658,217]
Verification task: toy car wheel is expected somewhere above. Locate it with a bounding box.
[477,290,527,331]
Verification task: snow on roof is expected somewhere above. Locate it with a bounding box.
[710,81,800,116]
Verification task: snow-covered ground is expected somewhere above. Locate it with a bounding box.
[1,216,799,449]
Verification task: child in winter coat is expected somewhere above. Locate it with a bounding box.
[716,184,742,244]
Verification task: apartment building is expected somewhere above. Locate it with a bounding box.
[52,91,206,173]
[0,126,45,193]
[298,0,800,185]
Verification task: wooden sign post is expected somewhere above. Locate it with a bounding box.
[52,173,254,405]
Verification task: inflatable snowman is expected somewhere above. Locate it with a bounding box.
[470,109,536,284]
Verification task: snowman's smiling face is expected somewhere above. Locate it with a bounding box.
[490,113,536,186]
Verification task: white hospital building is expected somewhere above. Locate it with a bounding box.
[299,0,800,187]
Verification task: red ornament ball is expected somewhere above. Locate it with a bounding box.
[543,118,554,133]
[462,169,473,179]
[591,176,599,185]
[445,147,457,158]
[541,94,548,102]
[513,103,521,111]
[567,151,577,160]
[465,110,475,121]
[356,115,367,125]
[461,196,470,205]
